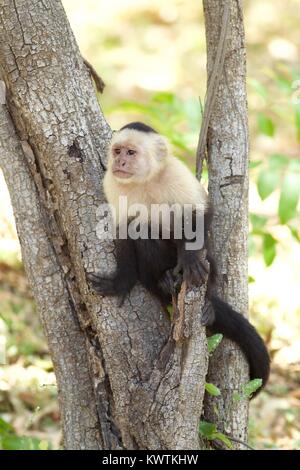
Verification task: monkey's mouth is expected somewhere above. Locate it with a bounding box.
[113,170,133,178]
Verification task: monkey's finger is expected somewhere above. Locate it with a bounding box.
[86,272,102,283]
[161,270,176,295]
[173,263,182,277]
[88,276,115,295]
[191,261,208,284]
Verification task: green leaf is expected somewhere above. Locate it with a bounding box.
[278,173,300,223]
[275,75,292,93]
[294,104,300,142]
[288,225,300,242]
[257,113,275,137]
[250,213,268,231]
[0,417,14,434]
[249,160,262,169]
[249,79,268,100]
[152,91,177,105]
[288,159,300,173]
[1,435,41,450]
[257,168,280,200]
[242,378,263,398]
[166,305,173,315]
[205,383,221,397]
[38,440,49,450]
[199,421,233,449]
[269,153,289,169]
[248,276,255,284]
[207,334,223,354]
[213,432,233,449]
[0,417,48,450]
[263,233,277,267]
[199,420,216,438]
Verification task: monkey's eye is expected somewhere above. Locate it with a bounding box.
[114,148,121,155]
[127,149,136,156]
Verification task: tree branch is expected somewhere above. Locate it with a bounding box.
[83,58,105,94]
[196,0,230,179]
[0,0,210,449]
[202,0,250,447]
[0,82,102,450]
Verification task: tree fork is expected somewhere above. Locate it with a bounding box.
[0,0,210,449]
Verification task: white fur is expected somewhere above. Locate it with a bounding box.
[104,129,208,223]
[108,129,168,184]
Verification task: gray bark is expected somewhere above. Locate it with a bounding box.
[0,0,209,449]
[202,0,250,445]
[0,94,101,450]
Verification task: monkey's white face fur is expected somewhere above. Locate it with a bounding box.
[108,128,169,184]
[103,126,208,224]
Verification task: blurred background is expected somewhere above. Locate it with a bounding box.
[0,0,300,450]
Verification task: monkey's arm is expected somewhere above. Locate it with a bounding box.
[88,237,138,301]
[171,209,210,286]
[176,243,209,285]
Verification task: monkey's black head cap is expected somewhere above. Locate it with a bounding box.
[120,122,158,134]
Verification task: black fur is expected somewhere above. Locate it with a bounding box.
[120,121,158,134]
[88,212,270,396]
[209,295,270,396]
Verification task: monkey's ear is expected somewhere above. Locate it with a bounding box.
[155,135,169,160]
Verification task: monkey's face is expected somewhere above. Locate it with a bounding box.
[108,130,168,184]
[110,142,146,180]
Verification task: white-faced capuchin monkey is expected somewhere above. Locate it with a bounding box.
[88,122,270,396]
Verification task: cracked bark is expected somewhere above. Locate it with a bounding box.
[0,98,102,450]
[0,0,209,449]
[202,0,249,446]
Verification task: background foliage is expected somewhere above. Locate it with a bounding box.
[0,0,299,449]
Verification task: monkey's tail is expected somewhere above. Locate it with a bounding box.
[210,295,270,397]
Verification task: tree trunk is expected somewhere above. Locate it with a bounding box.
[202,0,250,446]
[0,0,210,450]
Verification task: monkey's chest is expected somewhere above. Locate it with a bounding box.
[134,237,177,278]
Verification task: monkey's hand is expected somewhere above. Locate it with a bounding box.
[86,272,128,306]
[158,269,182,297]
[178,250,209,286]
[87,272,118,295]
